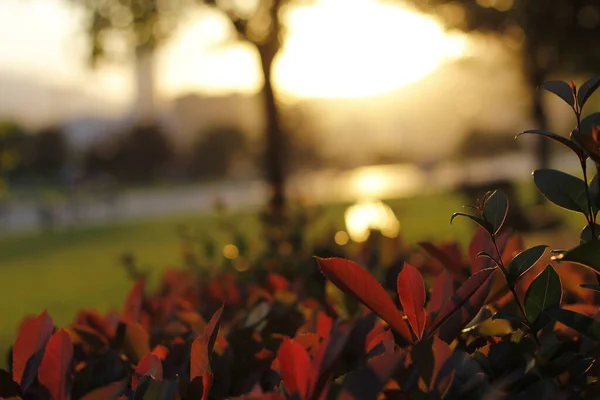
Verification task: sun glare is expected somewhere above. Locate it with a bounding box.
[161,0,466,99]
[274,0,466,98]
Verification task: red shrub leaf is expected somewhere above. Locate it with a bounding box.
[37,329,73,400]
[428,268,498,340]
[419,242,465,279]
[316,257,413,343]
[277,338,311,399]
[122,277,144,324]
[316,312,333,338]
[397,263,427,340]
[431,336,452,389]
[427,270,455,318]
[191,305,223,380]
[133,353,163,390]
[13,310,54,387]
[202,371,214,400]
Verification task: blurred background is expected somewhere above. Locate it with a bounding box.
[0,0,599,354]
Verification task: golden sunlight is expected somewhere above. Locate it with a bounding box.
[160,0,466,99]
[344,199,400,242]
[274,0,467,98]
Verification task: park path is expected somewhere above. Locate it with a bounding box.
[0,152,578,235]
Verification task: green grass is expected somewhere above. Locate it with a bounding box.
[0,189,484,364]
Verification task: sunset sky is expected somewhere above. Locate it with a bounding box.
[0,0,467,105]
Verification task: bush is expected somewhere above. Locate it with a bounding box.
[3,78,600,399]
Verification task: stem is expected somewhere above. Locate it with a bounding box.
[581,159,596,236]
[491,235,541,345]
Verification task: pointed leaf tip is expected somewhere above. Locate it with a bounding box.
[397,263,426,340]
[316,257,413,343]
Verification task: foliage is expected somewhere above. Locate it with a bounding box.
[5,80,600,398]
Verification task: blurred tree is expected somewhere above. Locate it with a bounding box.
[73,0,195,121]
[115,124,175,182]
[404,0,600,172]
[202,0,316,210]
[0,121,29,187]
[75,0,312,209]
[30,127,68,180]
[188,125,249,178]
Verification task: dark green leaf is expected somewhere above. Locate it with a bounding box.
[134,376,179,400]
[546,308,600,341]
[553,241,600,274]
[482,190,508,235]
[578,77,600,108]
[476,251,500,267]
[524,266,562,330]
[506,245,547,284]
[541,80,575,107]
[580,283,600,292]
[450,212,490,234]
[590,174,600,214]
[533,169,589,215]
[579,112,600,135]
[516,130,582,157]
[580,224,600,243]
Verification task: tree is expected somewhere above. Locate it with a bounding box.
[202,0,314,211]
[73,0,195,121]
[404,0,600,171]
[75,0,309,209]
[188,125,249,178]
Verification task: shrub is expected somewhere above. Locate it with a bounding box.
[3,78,600,399]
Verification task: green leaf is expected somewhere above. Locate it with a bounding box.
[579,112,600,135]
[134,376,179,400]
[580,283,600,292]
[506,245,547,284]
[578,77,600,108]
[516,130,582,157]
[450,212,490,234]
[546,308,600,341]
[541,80,575,107]
[524,265,562,330]
[580,224,600,243]
[482,190,508,235]
[533,169,589,215]
[554,241,600,274]
[590,174,600,214]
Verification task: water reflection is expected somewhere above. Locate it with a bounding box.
[344,199,400,242]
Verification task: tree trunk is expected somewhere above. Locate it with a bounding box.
[259,47,286,211]
[134,45,156,125]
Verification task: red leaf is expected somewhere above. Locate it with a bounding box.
[430,336,452,390]
[419,242,465,279]
[13,310,54,387]
[316,257,413,343]
[133,353,163,390]
[267,273,290,293]
[316,312,333,338]
[309,324,352,400]
[190,305,223,380]
[277,338,311,399]
[37,329,73,400]
[397,263,427,340]
[202,371,213,400]
[427,270,455,317]
[122,277,144,323]
[469,229,512,274]
[428,268,498,340]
